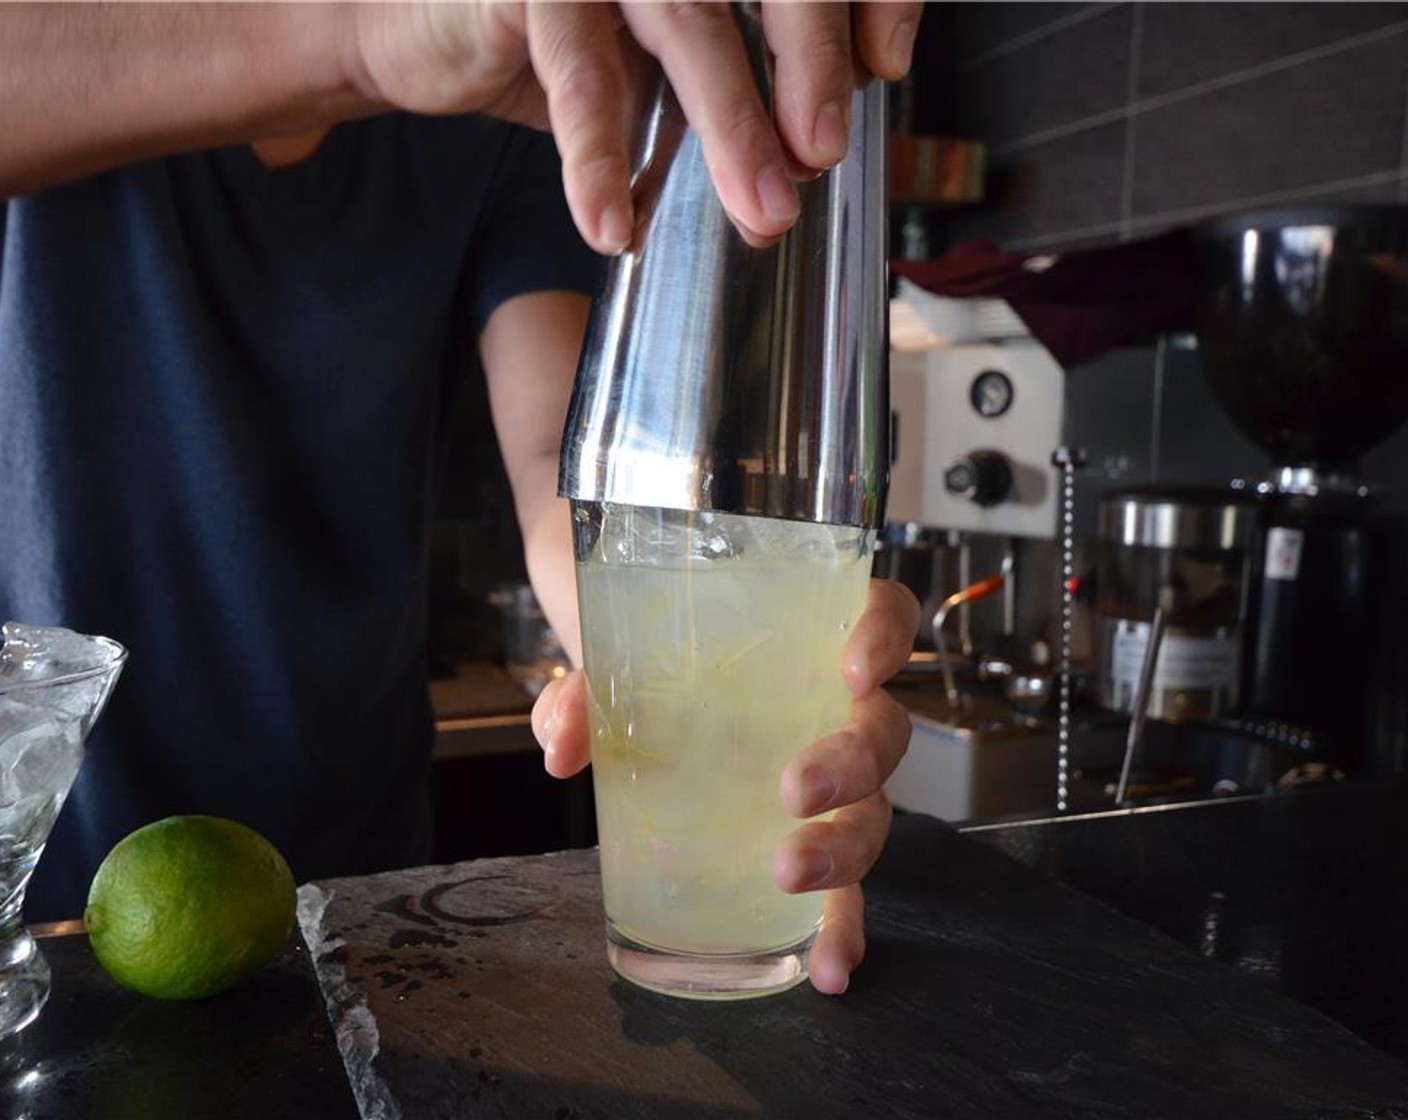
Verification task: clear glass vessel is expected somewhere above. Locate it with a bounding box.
[574,503,873,999]
[0,623,126,1038]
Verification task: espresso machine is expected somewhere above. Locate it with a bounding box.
[884,335,1066,726]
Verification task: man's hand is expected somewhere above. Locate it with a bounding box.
[350,2,921,252]
[1,2,919,246]
[773,578,920,994]
[531,577,921,995]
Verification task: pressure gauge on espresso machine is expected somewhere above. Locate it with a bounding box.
[969,369,1014,418]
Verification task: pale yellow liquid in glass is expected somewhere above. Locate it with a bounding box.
[578,518,873,958]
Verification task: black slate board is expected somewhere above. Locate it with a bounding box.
[1,934,359,1120]
[300,812,1408,1119]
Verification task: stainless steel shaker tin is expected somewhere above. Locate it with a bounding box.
[558,7,890,529]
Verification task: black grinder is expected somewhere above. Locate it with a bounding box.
[1194,205,1408,773]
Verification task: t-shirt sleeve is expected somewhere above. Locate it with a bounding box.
[467,126,603,335]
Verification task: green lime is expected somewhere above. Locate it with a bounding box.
[84,815,296,1000]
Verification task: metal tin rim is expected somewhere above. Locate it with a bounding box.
[1097,487,1257,550]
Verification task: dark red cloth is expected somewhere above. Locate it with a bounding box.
[891,229,1198,369]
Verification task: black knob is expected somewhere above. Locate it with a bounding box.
[944,450,1014,507]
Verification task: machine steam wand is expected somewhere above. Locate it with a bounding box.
[1114,585,1175,805]
[932,553,1015,709]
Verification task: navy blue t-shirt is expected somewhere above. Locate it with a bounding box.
[0,114,600,921]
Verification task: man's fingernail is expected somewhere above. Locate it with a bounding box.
[889,20,916,74]
[813,100,848,164]
[802,767,840,815]
[600,204,632,254]
[797,847,834,889]
[756,163,800,224]
[541,708,560,746]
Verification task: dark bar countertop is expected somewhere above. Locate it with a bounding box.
[967,778,1408,1063]
[2,934,358,1119]
[8,783,1408,1118]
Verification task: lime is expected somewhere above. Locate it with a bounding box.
[85,815,296,1000]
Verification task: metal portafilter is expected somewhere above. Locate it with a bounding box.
[558,5,889,530]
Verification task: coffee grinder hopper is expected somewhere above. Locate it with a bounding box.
[1193,205,1408,485]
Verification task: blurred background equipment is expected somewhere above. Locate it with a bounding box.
[885,204,1408,821]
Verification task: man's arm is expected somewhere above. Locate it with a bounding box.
[477,290,591,669]
[0,3,919,252]
[0,4,364,198]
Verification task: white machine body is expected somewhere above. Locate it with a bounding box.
[888,342,1065,539]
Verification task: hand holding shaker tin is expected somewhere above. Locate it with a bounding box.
[559,4,889,999]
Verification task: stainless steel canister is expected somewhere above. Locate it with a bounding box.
[557,5,889,529]
[1093,487,1258,722]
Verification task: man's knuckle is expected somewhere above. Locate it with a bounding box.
[571,150,626,189]
[554,59,620,113]
[663,2,730,33]
[799,34,852,82]
[713,95,769,146]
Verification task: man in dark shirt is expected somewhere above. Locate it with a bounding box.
[0,2,921,996]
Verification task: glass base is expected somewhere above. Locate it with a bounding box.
[606,921,813,1001]
[0,929,50,1040]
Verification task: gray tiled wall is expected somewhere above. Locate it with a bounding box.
[938,2,1408,253]
[919,0,1408,689]
[925,1,1408,527]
